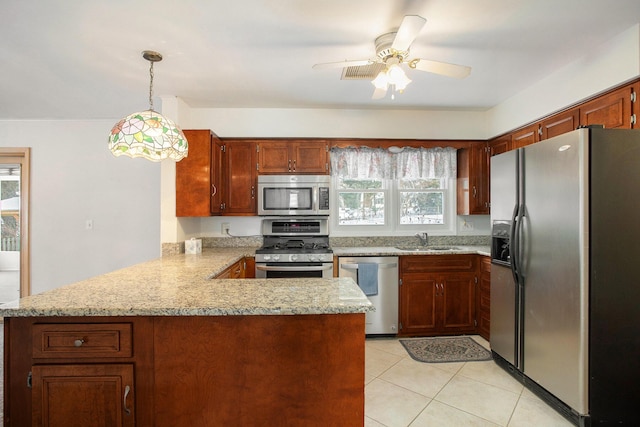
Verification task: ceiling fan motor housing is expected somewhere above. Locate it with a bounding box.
[375,32,408,62]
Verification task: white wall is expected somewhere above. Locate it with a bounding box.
[487,24,640,137]
[186,108,487,139]
[0,120,161,295]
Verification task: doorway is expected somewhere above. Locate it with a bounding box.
[0,148,30,302]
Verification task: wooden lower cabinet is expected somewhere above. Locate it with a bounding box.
[5,313,365,426]
[214,258,245,278]
[477,256,491,341]
[213,257,255,278]
[32,364,135,427]
[399,255,478,336]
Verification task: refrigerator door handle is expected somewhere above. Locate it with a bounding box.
[510,203,520,284]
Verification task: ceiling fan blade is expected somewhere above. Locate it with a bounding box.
[392,15,427,52]
[372,86,387,100]
[410,59,471,79]
[312,59,374,70]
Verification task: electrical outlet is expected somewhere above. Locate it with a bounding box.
[463,220,474,230]
[221,222,230,235]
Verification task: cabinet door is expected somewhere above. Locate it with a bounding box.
[457,144,489,215]
[440,273,476,333]
[176,130,214,217]
[32,364,135,427]
[477,257,491,340]
[540,109,579,140]
[512,123,540,148]
[224,141,256,214]
[489,136,511,156]
[211,137,224,215]
[580,85,634,129]
[400,273,438,335]
[292,141,329,174]
[257,141,290,173]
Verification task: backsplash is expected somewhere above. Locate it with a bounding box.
[330,235,490,247]
[162,235,490,256]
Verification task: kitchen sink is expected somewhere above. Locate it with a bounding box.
[394,246,461,252]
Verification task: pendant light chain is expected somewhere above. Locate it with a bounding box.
[148,61,154,111]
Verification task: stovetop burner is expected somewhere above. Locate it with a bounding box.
[261,240,331,251]
[257,237,332,254]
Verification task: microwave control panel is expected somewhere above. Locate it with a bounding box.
[319,187,330,210]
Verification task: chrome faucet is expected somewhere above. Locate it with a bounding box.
[415,232,429,246]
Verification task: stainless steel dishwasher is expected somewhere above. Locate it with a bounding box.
[338,256,399,335]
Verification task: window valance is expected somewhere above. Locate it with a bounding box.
[330,146,457,180]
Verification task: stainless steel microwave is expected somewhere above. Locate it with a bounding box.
[257,175,330,216]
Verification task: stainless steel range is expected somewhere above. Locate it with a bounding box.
[255,217,333,279]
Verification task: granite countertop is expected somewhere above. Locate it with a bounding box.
[0,248,373,318]
[332,245,491,257]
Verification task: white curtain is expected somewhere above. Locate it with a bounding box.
[330,147,393,179]
[394,147,457,179]
[330,146,457,179]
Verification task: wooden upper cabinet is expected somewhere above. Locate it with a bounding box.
[457,143,489,215]
[580,84,635,129]
[511,123,540,149]
[540,108,579,140]
[176,130,221,217]
[489,135,511,156]
[258,140,329,174]
[223,140,257,215]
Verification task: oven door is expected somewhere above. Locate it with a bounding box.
[255,262,333,279]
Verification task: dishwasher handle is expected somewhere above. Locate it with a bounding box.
[339,263,397,270]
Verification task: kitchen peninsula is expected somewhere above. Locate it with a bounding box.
[1,249,373,427]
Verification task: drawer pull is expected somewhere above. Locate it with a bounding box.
[124,385,132,415]
[74,339,85,347]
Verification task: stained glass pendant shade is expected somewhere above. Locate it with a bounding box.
[108,51,188,162]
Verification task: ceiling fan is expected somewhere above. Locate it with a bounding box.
[312,15,471,99]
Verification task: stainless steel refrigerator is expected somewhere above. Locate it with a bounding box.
[490,127,640,426]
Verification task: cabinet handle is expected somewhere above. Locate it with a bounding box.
[251,185,255,199]
[288,159,292,172]
[124,385,132,416]
[472,186,477,198]
[292,159,296,172]
[212,184,217,197]
[74,339,84,347]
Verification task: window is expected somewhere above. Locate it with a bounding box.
[330,147,456,236]
[336,177,385,225]
[398,177,445,225]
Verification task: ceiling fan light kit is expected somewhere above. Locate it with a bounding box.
[313,14,471,100]
[108,50,189,162]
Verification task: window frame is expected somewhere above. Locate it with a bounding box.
[330,176,456,236]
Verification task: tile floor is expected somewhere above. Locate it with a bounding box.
[365,336,574,427]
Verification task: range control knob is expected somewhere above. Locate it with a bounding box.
[263,254,271,261]
[290,254,298,262]
[273,254,280,261]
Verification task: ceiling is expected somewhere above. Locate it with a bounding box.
[2,0,640,120]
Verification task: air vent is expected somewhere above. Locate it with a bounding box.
[341,63,385,80]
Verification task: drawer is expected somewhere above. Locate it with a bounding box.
[401,254,477,273]
[32,323,133,359]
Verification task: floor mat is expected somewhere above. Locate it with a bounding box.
[399,336,492,363]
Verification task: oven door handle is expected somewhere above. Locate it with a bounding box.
[256,265,333,272]
[339,263,397,270]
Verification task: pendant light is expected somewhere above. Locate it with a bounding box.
[108,50,188,162]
